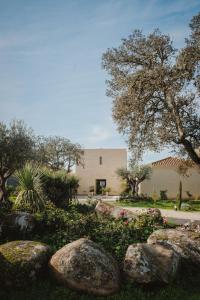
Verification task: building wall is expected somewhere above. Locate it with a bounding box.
[75,148,127,195]
[140,165,200,198]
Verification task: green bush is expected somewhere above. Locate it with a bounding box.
[181,202,192,211]
[42,169,79,208]
[14,163,45,213]
[33,202,161,262]
[160,190,168,200]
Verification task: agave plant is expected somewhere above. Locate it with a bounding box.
[15,163,45,213]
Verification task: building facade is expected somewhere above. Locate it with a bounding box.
[140,157,200,199]
[75,148,127,195]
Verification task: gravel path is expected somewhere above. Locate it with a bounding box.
[121,206,200,225]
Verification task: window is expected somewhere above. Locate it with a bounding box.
[99,156,103,165]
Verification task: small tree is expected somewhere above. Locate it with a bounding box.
[176,161,192,210]
[37,136,84,172]
[117,163,152,196]
[0,120,35,203]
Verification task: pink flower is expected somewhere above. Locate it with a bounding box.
[163,217,167,224]
[120,210,126,216]
[124,220,129,225]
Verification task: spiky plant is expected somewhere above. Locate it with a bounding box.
[15,163,45,213]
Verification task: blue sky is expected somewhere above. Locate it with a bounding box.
[1,0,200,163]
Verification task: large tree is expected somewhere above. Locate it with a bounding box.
[117,163,152,196]
[102,13,200,167]
[0,120,35,202]
[37,136,84,172]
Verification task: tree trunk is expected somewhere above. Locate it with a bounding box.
[165,96,200,169]
[0,176,7,203]
[130,181,136,196]
[135,181,139,196]
[178,180,182,210]
[181,139,200,168]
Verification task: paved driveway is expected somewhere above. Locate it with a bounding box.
[121,206,200,225]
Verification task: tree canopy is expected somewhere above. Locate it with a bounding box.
[102,12,200,167]
[0,120,35,202]
[36,136,84,172]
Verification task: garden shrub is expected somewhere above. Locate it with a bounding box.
[42,169,79,208]
[160,190,168,200]
[181,203,192,211]
[14,163,45,213]
[32,202,163,263]
[119,193,152,202]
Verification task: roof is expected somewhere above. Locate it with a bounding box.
[151,156,192,168]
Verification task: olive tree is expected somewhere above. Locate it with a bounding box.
[102,13,200,167]
[37,136,84,172]
[117,163,152,196]
[0,120,35,202]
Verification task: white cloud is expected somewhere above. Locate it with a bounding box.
[86,125,112,146]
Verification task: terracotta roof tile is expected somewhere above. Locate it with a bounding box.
[151,156,192,168]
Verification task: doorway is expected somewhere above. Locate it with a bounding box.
[96,179,106,195]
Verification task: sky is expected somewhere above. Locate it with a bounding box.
[1,0,200,163]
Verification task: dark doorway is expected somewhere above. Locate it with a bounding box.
[96,179,106,195]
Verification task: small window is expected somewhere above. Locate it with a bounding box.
[99,156,103,165]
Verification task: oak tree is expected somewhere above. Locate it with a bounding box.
[102,13,200,167]
[37,136,84,172]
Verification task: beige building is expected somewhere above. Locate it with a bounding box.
[76,148,127,195]
[140,157,200,199]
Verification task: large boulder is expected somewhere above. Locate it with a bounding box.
[0,240,51,287]
[95,201,137,221]
[123,243,179,284]
[147,229,200,265]
[1,212,35,238]
[180,221,200,233]
[49,238,120,296]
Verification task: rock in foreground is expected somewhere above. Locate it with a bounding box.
[123,243,179,284]
[0,240,51,287]
[49,238,120,296]
[148,228,200,265]
[2,212,35,237]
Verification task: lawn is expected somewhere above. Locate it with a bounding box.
[112,199,200,211]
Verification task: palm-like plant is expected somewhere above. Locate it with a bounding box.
[15,163,45,212]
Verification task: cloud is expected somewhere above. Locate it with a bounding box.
[141,0,200,19]
[86,125,112,146]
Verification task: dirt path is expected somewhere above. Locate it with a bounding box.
[121,206,200,225]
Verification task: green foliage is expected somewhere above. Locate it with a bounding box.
[33,202,161,262]
[0,120,35,202]
[14,163,45,213]
[42,169,79,208]
[1,200,199,299]
[181,203,192,211]
[117,164,152,196]
[102,14,200,167]
[101,187,111,195]
[0,204,196,299]
[160,190,168,200]
[152,191,159,202]
[36,135,83,172]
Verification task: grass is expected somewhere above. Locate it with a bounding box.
[112,199,200,211]
[1,268,200,300]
